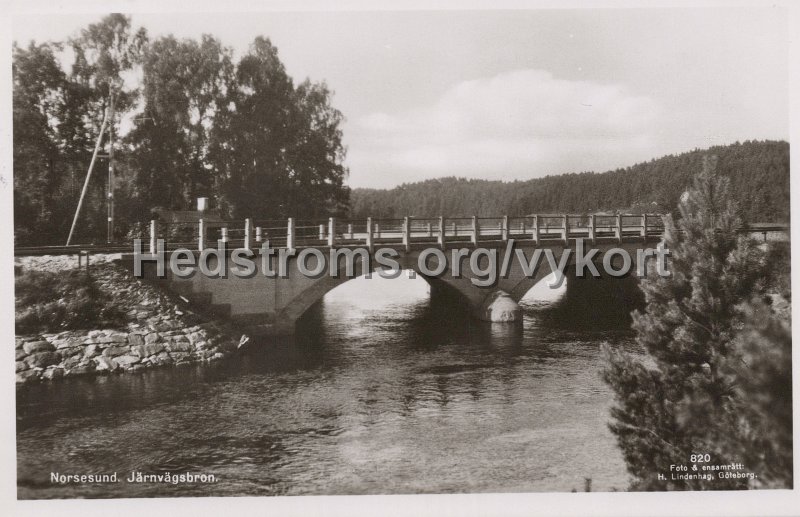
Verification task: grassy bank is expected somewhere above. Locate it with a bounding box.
[15,268,126,334]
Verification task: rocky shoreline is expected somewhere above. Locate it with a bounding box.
[15,255,248,385]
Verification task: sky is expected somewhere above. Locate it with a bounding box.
[12,7,790,189]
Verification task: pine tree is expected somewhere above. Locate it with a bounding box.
[602,156,789,490]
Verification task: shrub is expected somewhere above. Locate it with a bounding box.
[15,268,125,333]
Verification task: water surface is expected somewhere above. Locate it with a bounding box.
[17,275,638,498]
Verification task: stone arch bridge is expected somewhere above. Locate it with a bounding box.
[122,214,786,336]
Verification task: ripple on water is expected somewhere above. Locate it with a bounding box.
[17,275,636,497]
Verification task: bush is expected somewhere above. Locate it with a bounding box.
[15,268,125,334]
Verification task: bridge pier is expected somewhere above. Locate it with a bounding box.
[476,290,521,323]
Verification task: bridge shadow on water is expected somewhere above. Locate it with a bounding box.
[17,273,644,433]
[250,271,644,370]
[533,274,645,331]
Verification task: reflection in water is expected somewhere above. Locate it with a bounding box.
[17,274,639,498]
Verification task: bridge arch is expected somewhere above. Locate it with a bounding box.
[273,257,475,330]
[272,248,563,333]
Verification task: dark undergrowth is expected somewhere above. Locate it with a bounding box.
[15,267,126,334]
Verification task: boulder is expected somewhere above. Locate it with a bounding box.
[103,345,130,357]
[42,367,65,380]
[94,356,119,372]
[187,331,203,345]
[62,354,85,369]
[128,333,145,346]
[16,370,39,384]
[15,361,28,372]
[58,346,85,358]
[23,340,54,354]
[83,344,100,359]
[95,334,127,344]
[115,355,140,367]
[54,337,83,350]
[145,343,165,356]
[26,351,60,368]
[66,362,95,376]
[151,352,173,366]
[15,349,27,361]
[153,322,173,333]
[166,341,192,353]
[169,351,191,362]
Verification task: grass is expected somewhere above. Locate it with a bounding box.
[15,267,126,334]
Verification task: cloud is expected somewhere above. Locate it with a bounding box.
[347,69,662,187]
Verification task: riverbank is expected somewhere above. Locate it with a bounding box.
[15,255,248,384]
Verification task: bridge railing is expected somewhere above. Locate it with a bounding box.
[16,214,791,257]
[251,219,290,249]
[15,214,791,256]
[143,213,675,253]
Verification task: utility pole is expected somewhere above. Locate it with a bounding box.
[106,91,117,243]
[66,97,112,246]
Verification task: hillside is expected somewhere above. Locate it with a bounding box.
[350,140,789,222]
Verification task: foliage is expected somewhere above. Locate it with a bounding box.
[126,34,233,212]
[715,301,793,488]
[208,37,350,220]
[12,41,68,245]
[350,140,789,222]
[602,157,792,490]
[15,268,125,333]
[13,15,350,245]
[12,15,147,245]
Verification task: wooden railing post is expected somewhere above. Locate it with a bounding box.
[255,226,263,243]
[287,218,295,250]
[437,216,446,249]
[562,214,569,245]
[471,216,479,246]
[366,217,374,252]
[198,218,206,251]
[641,214,648,242]
[451,221,457,237]
[149,220,157,255]
[375,223,381,238]
[220,227,228,244]
[319,224,325,240]
[403,217,411,252]
[531,215,539,244]
[588,214,596,244]
[616,213,623,243]
[347,223,353,239]
[427,222,432,237]
[502,215,509,241]
[244,218,252,250]
[328,217,336,247]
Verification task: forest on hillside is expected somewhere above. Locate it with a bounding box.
[350,140,789,223]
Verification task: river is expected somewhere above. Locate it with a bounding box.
[17,274,640,498]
